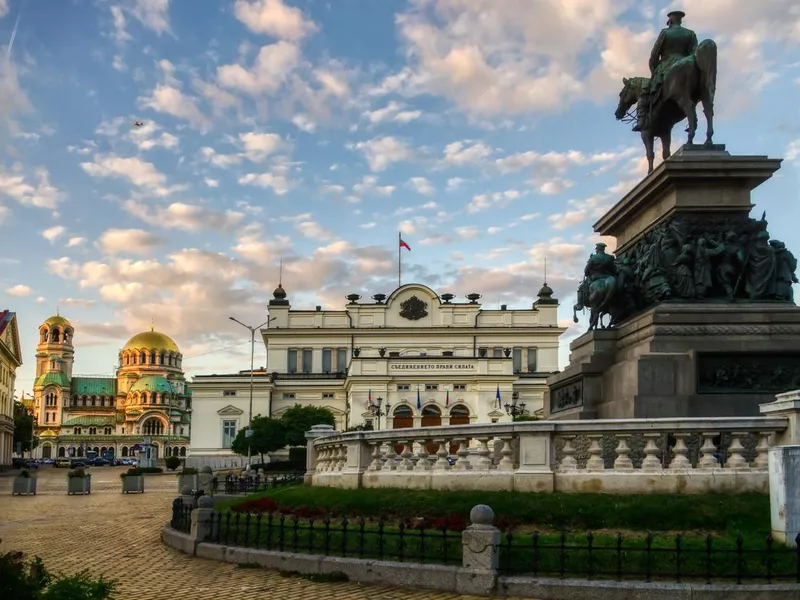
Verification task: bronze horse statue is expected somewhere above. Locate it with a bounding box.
[614,38,718,173]
[572,276,619,331]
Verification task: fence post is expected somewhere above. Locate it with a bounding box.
[189,495,216,554]
[198,465,215,495]
[304,424,336,485]
[180,485,195,508]
[768,445,800,548]
[457,504,500,596]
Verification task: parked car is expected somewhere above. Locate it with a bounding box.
[89,457,111,467]
[55,459,71,468]
[24,460,39,470]
[70,460,88,468]
[41,458,55,465]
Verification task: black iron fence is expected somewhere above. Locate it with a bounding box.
[171,498,192,533]
[499,531,800,584]
[206,511,463,565]
[222,472,304,495]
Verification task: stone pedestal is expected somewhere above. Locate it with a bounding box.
[768,446,800,548]
[547,303,800,419]
[547,146,800,419]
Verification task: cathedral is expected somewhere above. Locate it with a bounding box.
[31,314,191,460]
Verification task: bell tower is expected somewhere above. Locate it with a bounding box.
[33,313,74,427]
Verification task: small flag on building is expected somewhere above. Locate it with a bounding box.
[417,385,422,410]
[446,389,450,406]
[496,384,501,408]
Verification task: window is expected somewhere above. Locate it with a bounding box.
[322,392,335,399]
[104,427,112,435]
[425,384,439,391]
[364,419,374,430]
[337,347,347,372]
[89,427,97,435]
[223,390,237,397]
[302,348,313,373]
[453,384,466,391]
[222,420,237,449]
[75,427,81,435]
[282,392,296,400]
[491,418,499,423]
[322,348,332,373]
[513,348,522,373]
[287,349,298,374]
[397,384,410,391]
[527,348,538,372]
[493,347,503,358]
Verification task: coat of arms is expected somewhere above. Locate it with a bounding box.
[399,295,428,321]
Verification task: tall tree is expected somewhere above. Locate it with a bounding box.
[230,415,286,465]
[279,404,336,447]
[13,401,37,454]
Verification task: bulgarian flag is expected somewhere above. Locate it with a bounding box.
[400,236,411,251]
[446,389,450,406]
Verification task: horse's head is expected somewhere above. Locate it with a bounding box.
[615,77,638,120]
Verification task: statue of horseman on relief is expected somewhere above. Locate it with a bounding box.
[614,10,718,173]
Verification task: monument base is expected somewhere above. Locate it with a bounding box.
[546,303,800,420]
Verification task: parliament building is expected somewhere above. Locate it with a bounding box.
[188,282,565,468]
[30,314,191,460]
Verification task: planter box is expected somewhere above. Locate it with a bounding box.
[67,476,91,495]
[13,477,37,495]
[122,475,145,494]
[178,474,198,491]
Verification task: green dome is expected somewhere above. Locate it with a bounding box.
[129,375,175,394]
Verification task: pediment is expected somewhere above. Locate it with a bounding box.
[0,312,22,367]
[487,410,506,418]
[217,404,244,416]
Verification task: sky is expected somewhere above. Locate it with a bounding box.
[1,0,799,395]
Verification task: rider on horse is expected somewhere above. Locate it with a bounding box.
[633,10,698,132]
[578,243,617,304]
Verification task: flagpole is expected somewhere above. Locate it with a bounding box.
[398,231,401,289]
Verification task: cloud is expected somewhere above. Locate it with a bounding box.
[467,189,522,213]
[67,236,86,247]
[239,131,284,161]
[295,220,335,241]
[440,140,493,167]
[138,84,209,130]
[80,154,184,196]
[0,166,63,210]
[98,228,165,255]
[233,0,318,40]
[406,177,434,196]
[455,226,480,240]
[351,136,413,172]
[352,175,395,198]
[496,148,631,174]
[362,101,422,125]
[217,40,300,96]
[121,200,246,232]
[292,114,316,132]
[238,167,292,195]
[57,297,98,307]
[5,284,31,297]
[42,225,66,243]
[0,0,9,19]
[127,121,179,151]
[131,0,172,34]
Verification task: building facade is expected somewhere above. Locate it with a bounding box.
[31,314,191,460]
[0,311,22,469]
[189,282,565,466]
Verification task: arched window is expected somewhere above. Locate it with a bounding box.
[89,427,97,435]
[142,418,164,436]
[72,395,78,407]
[104,427,112,435]
[110,397,115,407]
[150,351,156,364]
[40,328,49,343]
[90,396,96,407]
[180,447,186,457]
[50,328,60,343]
[64,328,72,343]
[58,447,66,457]
[121,447,128,457]
[159,352,165,365]
[141,392,148,404]
[74,427,82,435]
[100,397,105,407]
[140,351,146,364]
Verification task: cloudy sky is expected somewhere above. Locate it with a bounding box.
[1,0,798,393]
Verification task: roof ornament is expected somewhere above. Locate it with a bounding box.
[56,305,60,316]
[150,318,155,332]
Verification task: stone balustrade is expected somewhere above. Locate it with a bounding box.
[308,415,791,494]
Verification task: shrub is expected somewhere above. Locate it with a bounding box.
[19,470,31,479]
[136,467,163,474]
[67,468,89,478]
[179,467,198,475]
[120,468,142,479]
[164,456,181,471]
[288,447,307,465]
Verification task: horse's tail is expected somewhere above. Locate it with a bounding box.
[695,39,717,104]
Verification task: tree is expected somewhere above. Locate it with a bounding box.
[13,401,37,454]
[279,404,336,447]
[230,416,286,465]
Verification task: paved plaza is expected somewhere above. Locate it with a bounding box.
[1,466,523,600]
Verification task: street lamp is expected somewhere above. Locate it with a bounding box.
[229,316,275,464]
[504,393,527,420]
[367,396,391,430]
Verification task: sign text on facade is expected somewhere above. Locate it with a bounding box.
[390,363,475,370]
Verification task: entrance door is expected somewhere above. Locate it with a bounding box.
[421,405,442,455]
[391,405,413,455]
[448,405,471,454]
[42,445,52,459]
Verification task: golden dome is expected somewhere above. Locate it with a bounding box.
[42,315,72,328]
[123,328,180,354]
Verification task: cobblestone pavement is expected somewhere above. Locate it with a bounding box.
[2,467,528,600]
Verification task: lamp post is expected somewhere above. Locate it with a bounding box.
[367,396,391,430]
[504,394,527,420]
[229,316,274,464]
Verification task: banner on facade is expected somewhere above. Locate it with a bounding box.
[389,363,475,371]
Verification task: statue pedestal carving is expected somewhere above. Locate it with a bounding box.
[550,149,800,419]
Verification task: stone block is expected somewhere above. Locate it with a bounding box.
[768,445,800,547]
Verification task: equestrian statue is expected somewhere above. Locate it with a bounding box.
[614,10,718,173]
[573,243,621,331]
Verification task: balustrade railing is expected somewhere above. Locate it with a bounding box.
[309,417,790,493]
